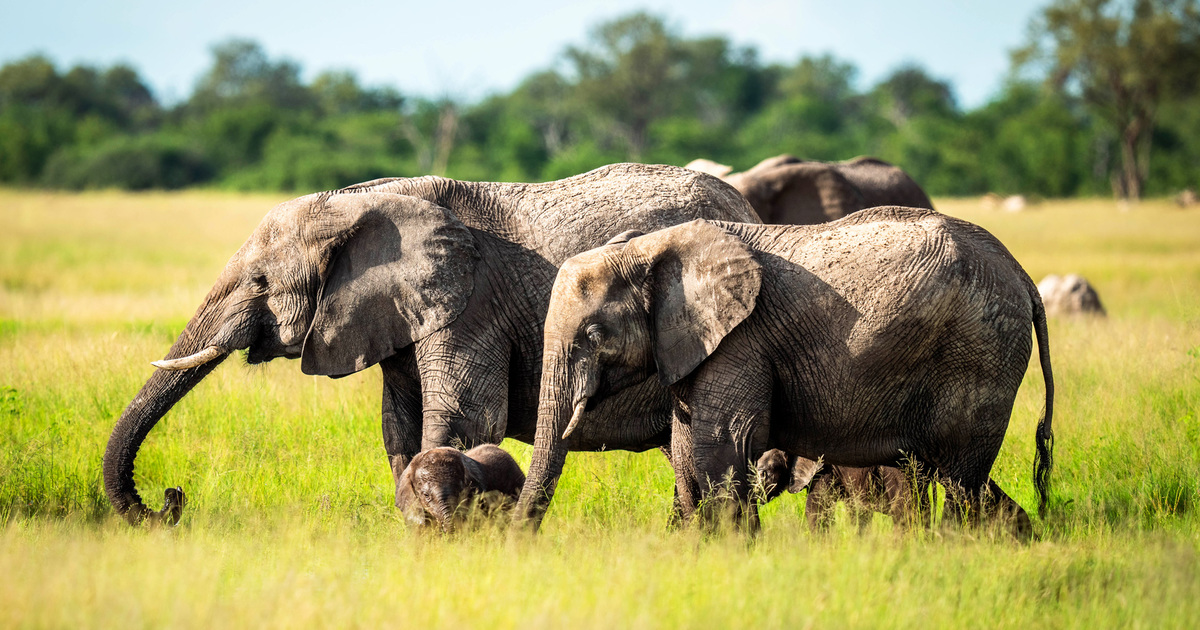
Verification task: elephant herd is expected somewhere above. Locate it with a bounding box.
[102,155,1054,539]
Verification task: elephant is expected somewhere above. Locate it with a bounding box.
[516,207,1054,539]
[396,444,525,531]
[1037,274,1106,317]
[685,155,934,225]
[754,450,933,530]
[102,163,760,525]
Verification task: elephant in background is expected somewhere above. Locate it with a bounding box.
[685,155,934,225]
[518,209,1052,539]
[396,444,525,531]
[103,163,760,525]
[755,450,932,530]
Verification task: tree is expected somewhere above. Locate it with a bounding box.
[564,12,682,158]
[1015,0,1200,199]
[189,39,312,112]
[871,64,958,126]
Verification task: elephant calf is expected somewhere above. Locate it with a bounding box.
[755,449,932,529]
[395,444,525,531]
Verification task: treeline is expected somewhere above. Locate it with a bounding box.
[2,11,1197,197]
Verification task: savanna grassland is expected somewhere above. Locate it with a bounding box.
[1,189,1198,628]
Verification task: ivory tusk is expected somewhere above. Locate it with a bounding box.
[561,399,588,440]
[151,346,224,370]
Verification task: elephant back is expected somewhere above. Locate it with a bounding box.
[836,157,934,210]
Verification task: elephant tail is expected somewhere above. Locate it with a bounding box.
[1031,289,1055,516]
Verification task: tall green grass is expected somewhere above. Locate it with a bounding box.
[2,190,1198,627]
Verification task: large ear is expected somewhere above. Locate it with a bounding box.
[627,220,761,385]
[302,193,479,376]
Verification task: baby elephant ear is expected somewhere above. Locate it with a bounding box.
[630,220,762,386]
[789,457,823,493]
[302,193,479,377]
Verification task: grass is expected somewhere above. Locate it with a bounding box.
[1,189,1199,628]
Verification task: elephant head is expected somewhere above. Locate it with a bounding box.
[516,220,761,527]
[103,191,479,525]
[395,447,486,531]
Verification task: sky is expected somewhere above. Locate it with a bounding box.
[0,0,1048,108]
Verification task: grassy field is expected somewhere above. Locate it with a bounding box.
[1,189,1198,628]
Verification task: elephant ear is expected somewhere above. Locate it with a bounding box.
[461,453,488,493]
[789,456,823,493]
[629,220,762,386]
[302,193,479,377]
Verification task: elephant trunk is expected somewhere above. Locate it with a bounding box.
[515,351,580,530]
[103,315,230,525]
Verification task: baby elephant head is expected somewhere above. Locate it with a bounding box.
[395,444,526,531]
[396,447,483,530]
[754,449,822,503]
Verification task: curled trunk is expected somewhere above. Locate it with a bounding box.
[103,323,228,525]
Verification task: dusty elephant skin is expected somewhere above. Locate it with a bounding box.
[754,450,933,530]
[395,444,525,531]
[687,154,934,225]
[102,163,759,525]
[518,207,1053,538]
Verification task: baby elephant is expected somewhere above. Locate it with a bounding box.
[755,449,932,530]
[395,444,525,531]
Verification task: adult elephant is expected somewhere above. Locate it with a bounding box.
[686,155,933,225]
[103,163,759,525]
[517,209,1053,536]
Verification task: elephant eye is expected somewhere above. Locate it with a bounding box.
[586,324,604,346]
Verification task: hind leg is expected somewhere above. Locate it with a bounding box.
[981,479,1034,541]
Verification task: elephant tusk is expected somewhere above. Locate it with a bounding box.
[151,346,224,371]
[561,399,588,440]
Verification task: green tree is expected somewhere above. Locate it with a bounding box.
[739,55,869,163]
[189,39,313,112]
[1015,0,1200,199]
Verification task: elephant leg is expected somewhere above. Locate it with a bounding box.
[668,405,701,528]
[415,324,511,450]
[684,356,771,532]
[882,463,933,529]
[804,470,841,531]
[839,466,878,530]
[380,350,423,485]
[981,479,1034,541]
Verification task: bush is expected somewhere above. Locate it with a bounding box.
[40,136,213,190]
[221,132,401,192]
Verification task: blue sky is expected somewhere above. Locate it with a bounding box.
[0,0,1047,108]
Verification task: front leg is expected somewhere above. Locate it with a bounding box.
[679,352,772,532]
[415,323,511,450]
[668,403,701,527]
[380,350,423,487]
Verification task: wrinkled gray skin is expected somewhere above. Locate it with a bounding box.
[755,450,934,530]
[518,208,1053,539]
[102,163,759,525]
[396,444,525,531]
[690,155,934,225]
